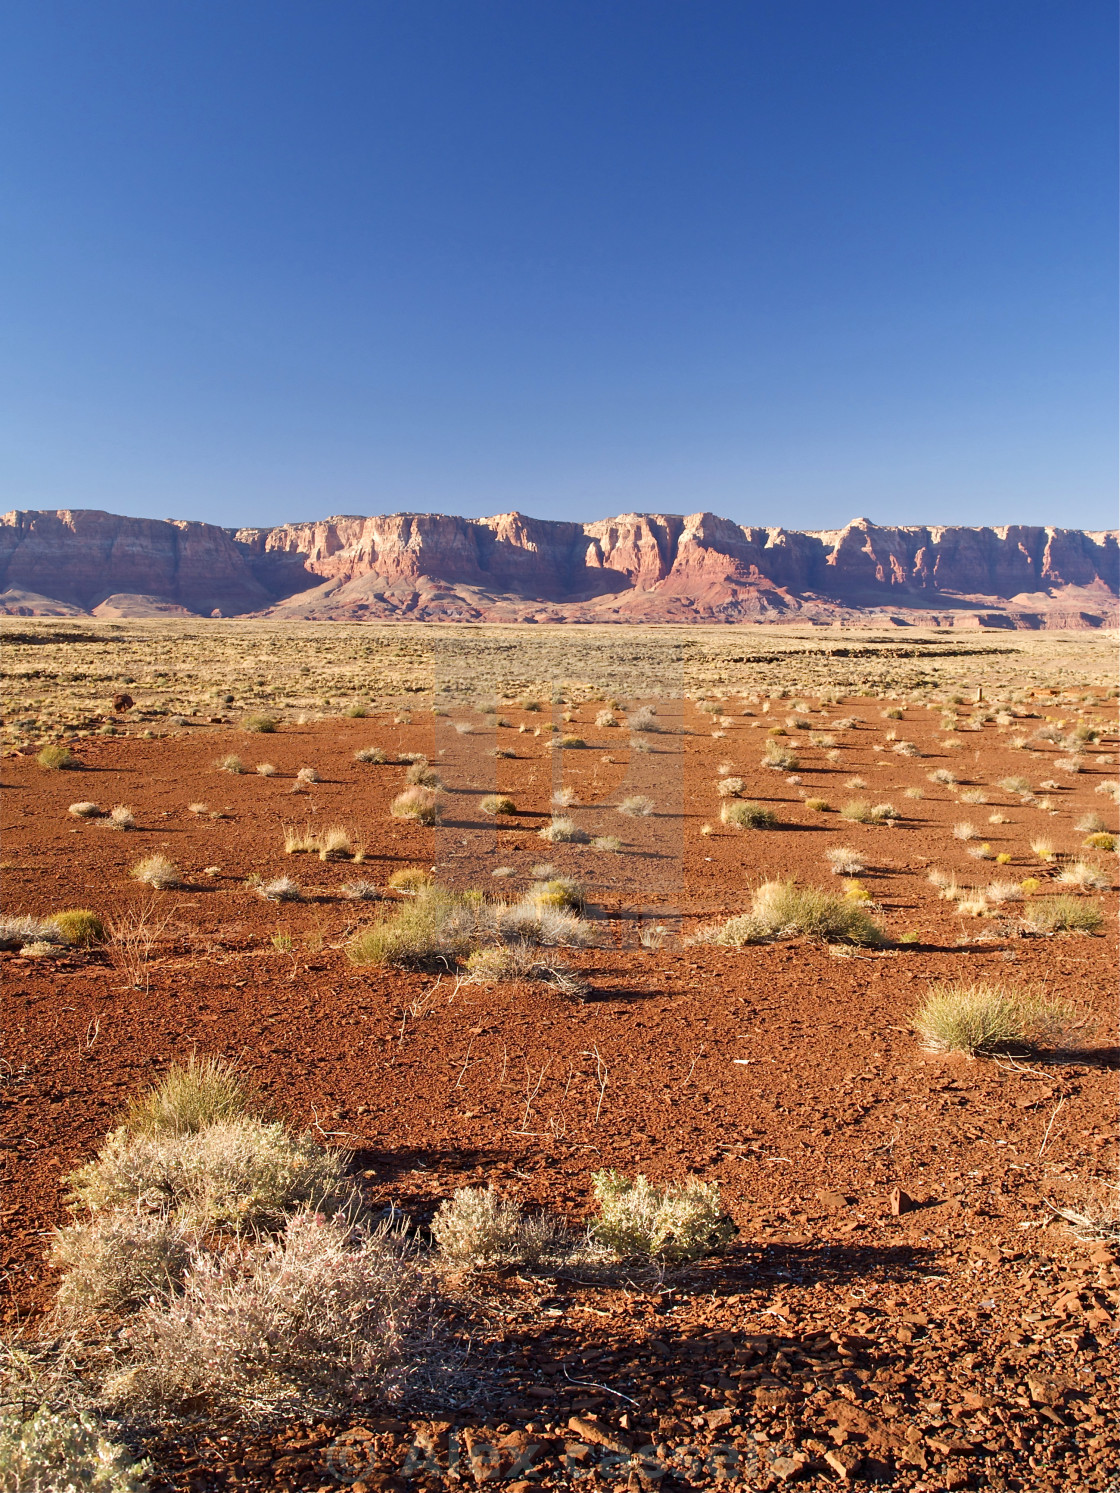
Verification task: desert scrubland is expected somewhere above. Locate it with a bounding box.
[1,620,1117,1492]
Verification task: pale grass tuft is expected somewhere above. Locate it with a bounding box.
[952,822,978,841]
[1055,861,1110,890]
[825,846,866,875]
[390,786,441,825]
[702,880,884,947]
[258,875,303,902]
[538,816,590,843]
[716,776,745,797]
[479,794,517,816]
[616,794,655,817]
[720,800,777,829]
[913,982,1079,1055]
[1023,896,1104,934]
[129,854,181,889]
[123,1055,259,1136]
[68,801,102,818]
[354,745,387,764]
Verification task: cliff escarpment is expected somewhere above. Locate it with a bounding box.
[2,507,1116,627]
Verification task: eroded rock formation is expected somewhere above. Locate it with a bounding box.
[1,507,1116,627]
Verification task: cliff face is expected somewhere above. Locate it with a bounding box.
[2,507,1117,627]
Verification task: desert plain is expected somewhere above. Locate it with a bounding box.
[1,620,1117,1492]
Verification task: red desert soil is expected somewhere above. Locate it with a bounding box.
[2,694,1117,1491]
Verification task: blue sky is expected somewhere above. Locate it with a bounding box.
[1,1,1115,531]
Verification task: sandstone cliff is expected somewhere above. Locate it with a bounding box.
[1,507,1116,627]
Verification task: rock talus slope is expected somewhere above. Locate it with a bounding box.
[1,507,1116,626]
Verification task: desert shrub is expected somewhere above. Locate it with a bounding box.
[707,880,884,947]
[479,794,517,816]
[215,754,245,774]
[539,816,590,843]
[405,762,443,787]
[255,762,277,776]
[1084,831,1116,852]
[590,1171,734,1262]
[959,788,987,805]
[242,715,277,734]
[50,909,107,947]
[882,706,904,720]
[716,776,745,798]
[432,1187,567,1268]
[105,805,137,830]
[595,709,619,728]
[628,706,664,733]
[1023,897,1103,934]
[913,982,1078,1055]
[891,740,921,757]
[124,1056,258,1136]
[720,800,776,829]
[342,880,381,901]
[616,795,655,818]
[928,769,958,786]
[825,846,865,875]
[526,875,585,911]
[985,880,1024,904]
[761,740,799,770]
[390,787,441,825]
[296,766,321,785]
[103,1212,421,1418]
[999,775,1031,795]
[354,746,387,764]
[36,744,80,771]
[66,1118,350,1231]
[805,797,830,812]
[0,915,67,951]
[388,866,432,893]
[129,855,182,890]
[68,801,102,818]
[258,876,303,902]
[0,1406,150,1493]
[591,834,622,852]
[839,800,872,823]
[551,786,578,808]
[51,1210,194,1320]
[554,734,586,749]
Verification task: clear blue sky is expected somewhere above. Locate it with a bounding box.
[1,1,1115,531]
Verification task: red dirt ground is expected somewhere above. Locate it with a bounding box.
[2,694,1117,1491]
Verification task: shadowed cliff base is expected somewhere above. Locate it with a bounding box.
[1,507,1117,627]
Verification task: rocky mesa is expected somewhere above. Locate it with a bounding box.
[1,506,1116,627]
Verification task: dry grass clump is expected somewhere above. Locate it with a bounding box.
[215,754,245,774]
[825,846,866,875]
[616,794,655,818]
[68,800,102,818]
[590,1171,734,1262]
[1083,831,1116,852]
[1023,896,1104,934]
[104,804,137,830]
[913,982,1079,1055]
[805,796,830,812]
[388,866,432,892]
[50,908,107,947]
[1055,861,1110,890]
[129,854,182,890]
[479,794,517,816]
[295,766,321,785]
[461,945,590,1000]
[591,834,622,852]
[242,715,278,734]
[342,880,381,901]
[1029,837,1056,862]
[628,705,665,733]
[952,822,977,841]
[720,800,777,829]
[716,776,746,797]
[390,786,441,825]
[1075,811,1109,834]
[595,709,619,727]
[526,875,585,911]
[538,816,590,843]
[554,734,586,749]
[36,744,80,770]
[840,800,898,825]
[0,1407,151,1492]
[354,745,387,764]
[761,740,799,770]
[405,762,442,787]
[283,824,319,854]
[346,888,467,969]
[123,1055,259,1136]
[317,825,357,860]
[702,880,884,947]
[258,876,303,903]
[0,914,68,951]
[891,739,921,757]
